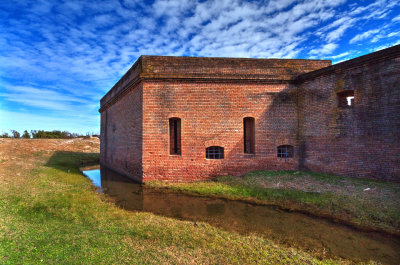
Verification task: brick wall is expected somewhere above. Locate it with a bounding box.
[141,81,299,181]
[100,56,331,112]
[297,47,400,180]
[100,46,400,182]
[100,56,329,182]
[100,83,143,182]
[140,56,331,81]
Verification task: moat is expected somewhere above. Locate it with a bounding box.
[83,166,400,264]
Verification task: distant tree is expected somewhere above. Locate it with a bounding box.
[0,132,9,138]
[22,130,30,139]
[29,130,76,139]
[31,130,38,138]
[22,130,91,139]
[11,130,20,138]
[32,130,44,138]
[61,131,73,138]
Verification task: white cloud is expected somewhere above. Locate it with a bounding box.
[329,52,350,59]
[388,31,400,37]
[1,0,400,132]
[0,84,97,115]
[349,29,379,44]
[326,22,354,42]
[372,40,400,52]
[309,43,338,56]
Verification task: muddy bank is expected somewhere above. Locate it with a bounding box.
[148,183,400,238]
[83,166,400,264]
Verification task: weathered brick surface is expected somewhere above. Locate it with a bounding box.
[100,56,331,112]
[100,45,400,182]
[139,56,332,81]
[100,83,143,182]
[142,81,299,181]
[297,46,400,181]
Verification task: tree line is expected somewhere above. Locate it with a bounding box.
[0,130,99,139]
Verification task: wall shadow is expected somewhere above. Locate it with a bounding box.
[45,151,100,172]
[207,84,301,178]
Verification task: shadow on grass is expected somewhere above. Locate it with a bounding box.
[45,151,100,173]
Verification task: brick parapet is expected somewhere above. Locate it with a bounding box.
[296,44,400,83]
[99,56,331,112]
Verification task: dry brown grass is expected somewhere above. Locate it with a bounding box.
[0,137,99,174]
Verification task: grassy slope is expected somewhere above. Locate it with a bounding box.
[148,171,400,235]
[0,139,349,264]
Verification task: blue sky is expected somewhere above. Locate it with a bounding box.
[0,0,399,134]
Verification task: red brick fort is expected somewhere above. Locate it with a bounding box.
[99,45,400,182]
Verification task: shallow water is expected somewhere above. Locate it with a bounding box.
[82,166,400,264]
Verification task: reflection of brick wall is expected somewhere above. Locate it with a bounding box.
[100,45,400,182]
[297,45,400,180]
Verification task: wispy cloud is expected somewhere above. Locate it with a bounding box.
[0,0,399,132]
[0,85,93,111]
[349,29,380,44]
[309,43,338,56]
[326,21,355,42]
[308,0,399,58]
[329,52,350,59]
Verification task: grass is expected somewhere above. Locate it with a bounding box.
[0,139,355,264]
[147,170,400,235]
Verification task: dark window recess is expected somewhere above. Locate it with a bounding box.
[169,118,181,155]
[337,90,355,107]
[206,146,224,159]
[244,117,255,154]
[277,145,294,158]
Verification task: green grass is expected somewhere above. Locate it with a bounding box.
[147,171,400,235]
[0,150,352,264]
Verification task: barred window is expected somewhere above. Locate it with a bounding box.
[206,146,224,159]
[277,145,294,158]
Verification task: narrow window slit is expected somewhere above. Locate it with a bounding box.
[169,118,181,155]
[244,117,255,154]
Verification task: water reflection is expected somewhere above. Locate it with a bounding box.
[82,169,102,188]
[82,166,400,264]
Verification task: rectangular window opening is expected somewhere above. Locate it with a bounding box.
[277,145,294,158]
[244,117,255,154]
[169,118,181,155]
[206,146,224,159]
[337,90,355,108]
